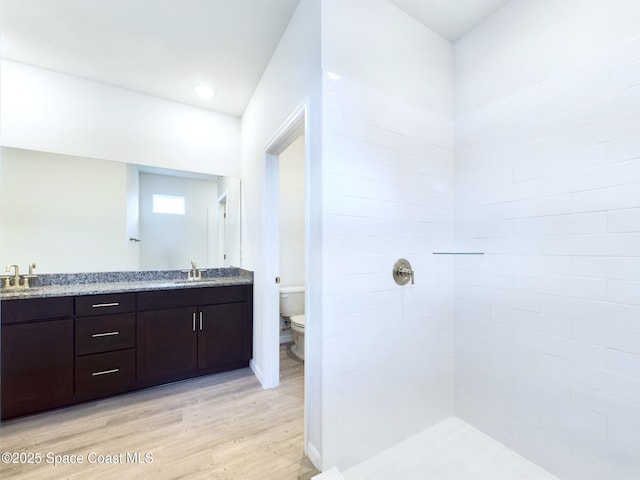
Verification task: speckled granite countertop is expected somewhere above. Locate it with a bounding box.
[1,268,253,301]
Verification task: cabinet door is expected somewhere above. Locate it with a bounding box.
[138,307,197,381]
[197,303,248,370]
[1,319,74,419]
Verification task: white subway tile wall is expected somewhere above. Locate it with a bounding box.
[455,37,640,479]
[321,74,455,469]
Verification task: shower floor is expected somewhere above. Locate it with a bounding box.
[340,417,559,480]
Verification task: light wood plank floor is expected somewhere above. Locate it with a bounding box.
[0,344,318,480]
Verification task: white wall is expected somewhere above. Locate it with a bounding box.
[0,60,241,177]
[320,0,454,470]
[138,173,218,270]
[240,0,323,466]
[455,3,640,478]
[0,148,136,273]
[455,0,640,117]
[323,0,452,118]
[279,135,306,288]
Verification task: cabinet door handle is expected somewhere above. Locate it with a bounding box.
[92,368,120,376]
[192,312,196,332]
[92,302,120,308]
[199,311,203,331]
[92,331,120,338]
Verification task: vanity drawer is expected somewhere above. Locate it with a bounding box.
[75,313,135,356]
[75,349,135,394]
[1,297,74,324]
[75,293,135,317]
[137,286,248,311]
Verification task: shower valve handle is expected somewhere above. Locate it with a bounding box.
[393,259,414,285]
[398,266,414,284]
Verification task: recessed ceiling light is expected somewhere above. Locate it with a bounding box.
[327,72,341,80]
[194,84,215,99]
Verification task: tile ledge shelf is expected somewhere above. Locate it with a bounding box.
[432,252,485,255]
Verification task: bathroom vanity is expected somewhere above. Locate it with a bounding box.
[0,270,253,420]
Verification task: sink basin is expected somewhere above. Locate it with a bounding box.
[168,278,220,285]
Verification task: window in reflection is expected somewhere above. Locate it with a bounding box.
[152,194,186,215]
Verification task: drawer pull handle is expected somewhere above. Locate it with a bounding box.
[192,312,196,332]
[92,331,120,338]
[92,368,120,377]
[199,311,203,331]
[92,302,120,308]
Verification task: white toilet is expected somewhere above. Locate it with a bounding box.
[279,286,305,361]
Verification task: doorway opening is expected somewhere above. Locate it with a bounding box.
[277,134,306,352]
[263,101,313,461]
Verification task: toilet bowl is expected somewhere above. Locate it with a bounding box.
[279,286,305,361]
[289,314,305,361]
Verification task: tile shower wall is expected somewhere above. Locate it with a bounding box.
[454,38,640,480]
[321,74,455,469]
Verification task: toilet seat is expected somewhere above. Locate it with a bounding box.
[291,314,305,329]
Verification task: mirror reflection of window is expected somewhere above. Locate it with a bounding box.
[0,146,241,273]
[139,173,215,271]
[152,194,186,215]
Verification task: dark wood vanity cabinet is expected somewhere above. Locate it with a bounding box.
[137,307,198,380]
[197,303,249,369]
[1,283,253,420]
[74,293,137,399]
[1,297,74,419]
[137,286,252,384]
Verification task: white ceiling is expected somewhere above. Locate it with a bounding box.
[0,0,301,117]
[1,0,510,117]
[389,0,511,41]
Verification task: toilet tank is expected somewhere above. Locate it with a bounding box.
[279,286,305,317]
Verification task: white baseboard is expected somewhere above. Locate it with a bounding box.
[307,440,322,470]
[249,359,264,386]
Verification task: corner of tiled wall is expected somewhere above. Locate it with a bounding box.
[454,36,640,480]
[321,74,455,469]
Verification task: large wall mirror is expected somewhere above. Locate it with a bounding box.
[0,147,241,274]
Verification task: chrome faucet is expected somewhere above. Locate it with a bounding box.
[2,263,38,290]
[23,262,38,288]
[183,260,200,280]
[190,260,199,280]
[6,264,20,287]
[184,260,205,281]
